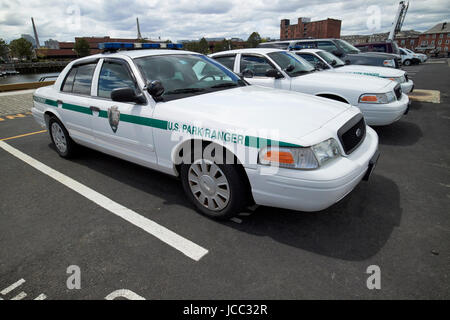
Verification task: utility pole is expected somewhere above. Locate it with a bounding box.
[31,17,40,48]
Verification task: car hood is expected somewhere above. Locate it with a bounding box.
[160,85,352,143]
[296,71,395,92]
[336,65,404,77]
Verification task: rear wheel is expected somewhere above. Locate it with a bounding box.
[48,117,76,158]
[181,157,247,219]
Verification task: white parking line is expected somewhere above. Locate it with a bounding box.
[0,141,209,261]
[34,294,47,300]
[1,278,25,295]
[11,292,27,300]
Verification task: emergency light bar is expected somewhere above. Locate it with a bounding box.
[98,42,183,52]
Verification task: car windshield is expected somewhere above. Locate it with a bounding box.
[335,39,360,54]
[316,51,345,67]
[134,54,246,101]
[267,51,315,77]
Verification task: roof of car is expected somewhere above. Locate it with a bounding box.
[210,48,285,56]
[71,49,199,64]
[293,49,322,53]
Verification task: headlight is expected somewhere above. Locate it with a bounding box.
[386,76,405,83]
[359,91,396,104]
[258,138,341,170]
[383,59,395,67]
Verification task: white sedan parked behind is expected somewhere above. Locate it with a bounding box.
[294,49,414,94]
[210,49,410,126]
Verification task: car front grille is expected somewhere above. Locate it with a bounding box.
[394,85,402,100]
[337,114,366,155]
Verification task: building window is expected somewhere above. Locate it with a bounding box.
[438,40,442,45]
[401,39,405,45]
[426,34,430,38]
[431,40,435,45]
[446,40,449,44]
[439,34,444,38]
[445,47,448,51]
[410,39,415,45]
[432,34,436,38]
[422,40,428,45]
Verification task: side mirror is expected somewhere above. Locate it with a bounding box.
[331,59,337,66]
[345,60,351,65]
[332,50,342,57]
[284,64,295,72]
[242,69,254,78]
[316,61,329,70]
[111,87,146,104]
[147,80,165,99]
[265,69,283,79]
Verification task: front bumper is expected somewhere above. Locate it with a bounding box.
[357,92,409,126]
[245,127,379,212]
[400,80,414,94]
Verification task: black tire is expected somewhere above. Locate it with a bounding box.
[180,157,247,220]
[403,59,411,66]
[48,117,76,158]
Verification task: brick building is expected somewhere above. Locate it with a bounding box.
[280,17,341,40]
[417,22,449,54]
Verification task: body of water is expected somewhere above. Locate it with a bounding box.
[0,73,60,85]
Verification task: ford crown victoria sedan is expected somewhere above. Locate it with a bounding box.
[210,48,409,126]
[32,48,379,219]
[294,49,414,93]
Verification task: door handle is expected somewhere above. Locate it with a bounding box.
[90,106,100,112]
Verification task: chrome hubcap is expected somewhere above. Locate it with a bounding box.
[188,159,230,211]
[51,122,67,153]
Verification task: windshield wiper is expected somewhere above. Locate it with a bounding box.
[210,83,239,89]
[165,88,205,94]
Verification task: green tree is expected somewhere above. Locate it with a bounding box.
[74,38,91,57]
[184,42,199,52]
[247,32,262,48]
[213,39,231,53]
[9,38,33,60]
[198,37,209,54]
[0,38,8,61]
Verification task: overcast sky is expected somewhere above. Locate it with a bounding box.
[0,0,449,43]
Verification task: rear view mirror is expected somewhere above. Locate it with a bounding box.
[332,50,342,57]
[265,69,284,79]
[111,87,146,104]
[284,64,295,72]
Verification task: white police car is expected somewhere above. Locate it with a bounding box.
[210,48,410,126]
[32,44,379,219]
[293,49,414,94]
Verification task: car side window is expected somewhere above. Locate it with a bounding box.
[213,55,236,70]
[372,44,387,52]
[317,41,338,52]
[297,53,321,64]
[294,42,315,49]
[61,67,77,92]
[71,64,96,95]
[240,55,274,77]
[98,61,137,99]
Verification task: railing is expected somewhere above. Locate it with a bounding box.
[0,81,55,93]
[39,75,59,82]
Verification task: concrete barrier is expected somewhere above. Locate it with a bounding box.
[0,81,55,92]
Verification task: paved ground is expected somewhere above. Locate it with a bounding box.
[0,90,34,116]
[0,62,449,300]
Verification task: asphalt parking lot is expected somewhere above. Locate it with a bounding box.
[0,60,449,300]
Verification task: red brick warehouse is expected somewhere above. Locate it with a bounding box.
[280,17,342,40]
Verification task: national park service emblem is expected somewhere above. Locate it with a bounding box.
[108,106,120,133]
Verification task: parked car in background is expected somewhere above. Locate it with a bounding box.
[354,41,401,56]
[398,47,421,66]
[402,47,428,63]
[211,48,409,126]
[258,39,402,68]
[294,49,414,93]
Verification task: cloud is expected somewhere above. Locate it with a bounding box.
[0,0,448,43]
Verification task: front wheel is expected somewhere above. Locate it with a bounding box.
[180,159,247,219]
[48,117,76,158]
[403,59,411,66]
